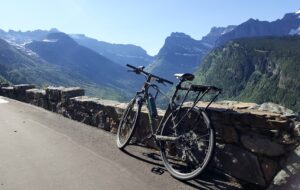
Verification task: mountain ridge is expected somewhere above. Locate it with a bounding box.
[194,35,300,112]
[71,34,154,67]
[217,12,300,45]
[26,32,138,90]
[0,34,133,101]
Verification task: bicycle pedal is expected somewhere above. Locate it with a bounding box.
[151,167,165,175]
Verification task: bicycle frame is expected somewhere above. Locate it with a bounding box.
[118,64,222,180]
[135,74,221,144]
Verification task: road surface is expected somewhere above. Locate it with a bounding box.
[0,96,241,190]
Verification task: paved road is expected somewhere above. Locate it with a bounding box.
[0,96,241,190]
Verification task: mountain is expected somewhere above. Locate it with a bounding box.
[217,11,300,45]
[0,38,77,86]
[71,34,154,67]
[145,26,238,82]
[194,36,300,113]
[146,32,211,81]
[201,26,236,47]
[0,29,154,67]
[26,32,138,94]
[0,28,59,45]
[1,38,51,84]
[0,37,129,100]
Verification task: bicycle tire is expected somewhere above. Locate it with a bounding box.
[116,97,141,149]
[160,107,215,180]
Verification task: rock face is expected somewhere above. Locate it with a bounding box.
[1,84,299,188]
[201,26,236,47]
[146,32,211,81]
[217,12,300,45]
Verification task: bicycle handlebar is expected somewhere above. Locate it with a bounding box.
[126,64,173,85]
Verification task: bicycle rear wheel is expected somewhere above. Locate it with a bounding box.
[116,97,141,149]
[160,107,215,180]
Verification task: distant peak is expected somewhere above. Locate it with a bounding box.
[70,34,86,39]
[170,32,191,38]
[207,25,236,35]
[46,32,76,44]
[247,18,259,22]
[47,32,69,39]
[49,28,60,33]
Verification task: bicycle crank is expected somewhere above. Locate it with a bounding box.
[155,135,181,141]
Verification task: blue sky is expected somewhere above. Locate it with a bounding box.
[0,0,299,55]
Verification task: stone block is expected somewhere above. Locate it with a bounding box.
[1,86,15,98]
[13,84,35,91]
[241,134,285,157]
[61,87,85,103]
[0,83,9,95]
[26,89,46,99]
[26,89,47,108]
[46,86,64,102]
[13,84,36,102]
[213,144,266,186]
[45,86,84,113]
[214,123,239,143]
[268,145,300,189]
[261,157,279,182]
[258,103,295,116]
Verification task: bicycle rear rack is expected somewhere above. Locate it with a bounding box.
[170,83,222,128]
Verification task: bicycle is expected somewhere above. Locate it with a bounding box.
[117,64,222,180]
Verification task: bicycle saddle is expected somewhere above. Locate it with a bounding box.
[174,73,195,81]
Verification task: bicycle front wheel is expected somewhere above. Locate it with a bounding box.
[116,97,141,149]
[160,107,215,180]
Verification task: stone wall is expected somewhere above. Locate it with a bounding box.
[0,84,299,189]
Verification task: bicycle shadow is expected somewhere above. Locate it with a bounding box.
[121,144,258,190]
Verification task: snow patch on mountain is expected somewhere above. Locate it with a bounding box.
[289,27,300,35]
[42,39,58,43]
[3,38,40,58]
[221,26,235,35]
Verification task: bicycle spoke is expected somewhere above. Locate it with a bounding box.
[160,107,215,180]
[117,98,141,149]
